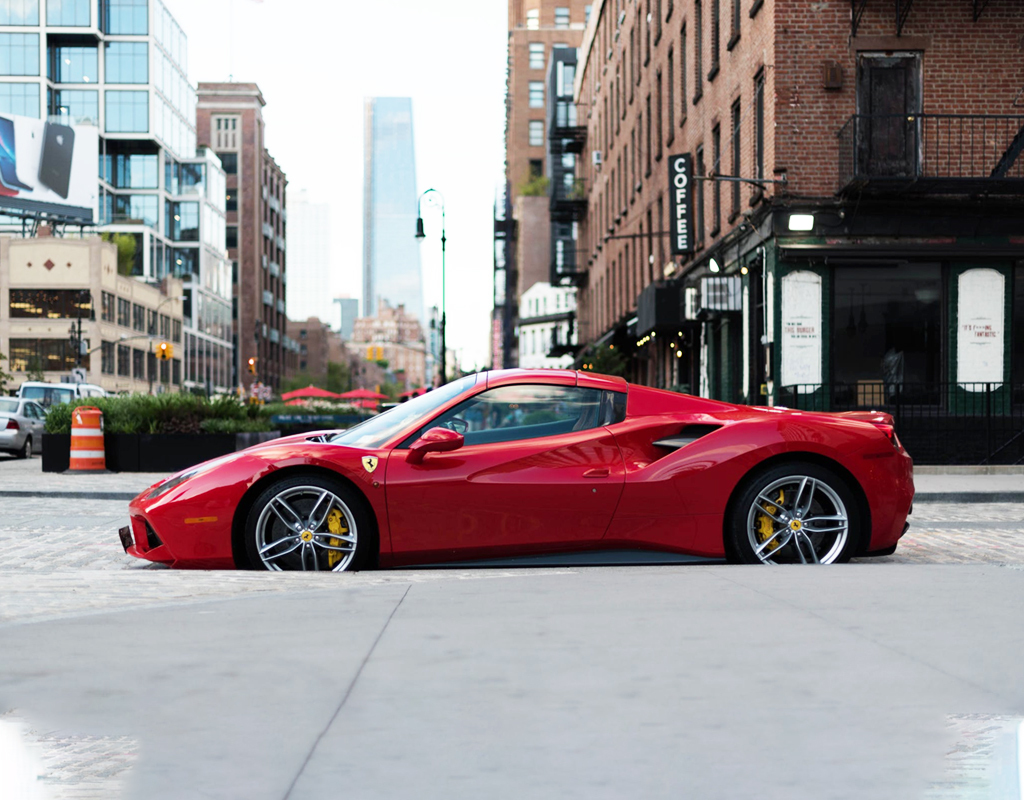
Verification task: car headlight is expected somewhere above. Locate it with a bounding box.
[146,470,198,500]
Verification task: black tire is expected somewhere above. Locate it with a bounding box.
[15,437,31,459]
[244,474,376,572]
[727,461,863,564]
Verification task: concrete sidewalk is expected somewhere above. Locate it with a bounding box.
[1,453,1022,502]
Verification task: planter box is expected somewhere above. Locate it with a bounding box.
[42,432,280,473]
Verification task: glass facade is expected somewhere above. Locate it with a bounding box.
[363,97,423,319]
[50,88,98,122]
[166,200,198,240]
[0,82,39,117]
[49,44,98,83]
[105,89,148,132]
[105,41,147,84]
[0,33,40,75]
[0,0,39,25]
[9,289,91,318]
[103,152,158,188]
[102,0,146,34]
[9,339,88,371]
[46,0,89,26]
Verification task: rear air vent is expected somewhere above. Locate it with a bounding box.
[653,424,721,450]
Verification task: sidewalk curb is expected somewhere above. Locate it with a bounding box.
[0,490,137,501]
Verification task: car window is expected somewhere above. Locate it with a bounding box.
[427,385,607,447]
[0,398,18,414]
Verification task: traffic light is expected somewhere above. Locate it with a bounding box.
[365,345,374,360]
[156,342,173,360]
[247,357,257,374]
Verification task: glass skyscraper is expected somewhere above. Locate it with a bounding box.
[362,97,422,320]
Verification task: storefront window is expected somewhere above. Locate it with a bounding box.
[832,264,943,396]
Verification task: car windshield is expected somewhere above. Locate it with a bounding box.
[0,399,18,414]
[328,374,478,449]
[21,386,75,407]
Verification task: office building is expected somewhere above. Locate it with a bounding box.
[362,97,422,321]
[286,189,332,324]
[196,82,288,391]
[0,0,232,393]
[333,296,358,340]
[351,299,427,390]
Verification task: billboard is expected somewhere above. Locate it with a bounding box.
[0,113,99,223]
[668,153,693,256]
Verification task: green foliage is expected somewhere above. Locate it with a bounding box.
[0,352,11,395]
[44,393,272,435]
[579,344,627,377]
[101,232,138,276]
[280,360,352,396]
[520,174,550,197]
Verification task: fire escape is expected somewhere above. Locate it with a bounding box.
[548,47,587,288]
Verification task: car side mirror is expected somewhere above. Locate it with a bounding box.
[407,426,464,465]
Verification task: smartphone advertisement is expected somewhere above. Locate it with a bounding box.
[0,112,99,222]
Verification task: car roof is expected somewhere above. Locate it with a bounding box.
[483,369,628,392]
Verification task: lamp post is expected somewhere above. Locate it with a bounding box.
[415,188,446,386]
[149,293,186,394]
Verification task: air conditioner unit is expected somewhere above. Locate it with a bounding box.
[592,151,603,166]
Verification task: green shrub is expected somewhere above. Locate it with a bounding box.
[45,394,272,435]
[200,417,274,434]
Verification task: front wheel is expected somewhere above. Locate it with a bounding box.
[244,475,375,572]
[728,463,863,564]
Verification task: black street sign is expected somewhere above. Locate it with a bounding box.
[669,153,693,256]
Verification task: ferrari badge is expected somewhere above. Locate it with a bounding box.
[362,456,379,474]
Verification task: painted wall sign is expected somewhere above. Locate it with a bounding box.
[668,153,693,256]
[957,268,1005,389]
[780,270,822,390]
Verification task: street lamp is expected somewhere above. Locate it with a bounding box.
[416,188,446,386]
[148,294,186,394]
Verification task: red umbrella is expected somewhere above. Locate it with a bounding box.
[284,398,308,406]
[281,385,344,401]
[340,388,389,400]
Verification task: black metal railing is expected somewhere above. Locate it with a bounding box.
[550,176,587,221]
[779,382,1024,465]
[551,100,580,130]
[837,114,1024,191]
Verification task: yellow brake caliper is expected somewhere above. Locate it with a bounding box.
[756,489,785,552]
[326,508,348,568]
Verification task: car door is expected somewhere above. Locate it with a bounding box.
[385,384,626,563]
[26,403,46,451]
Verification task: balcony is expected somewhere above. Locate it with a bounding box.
[550,176,587,222]
[837,114,1024,195]
[550,100,586,154]
[551,237,585,286]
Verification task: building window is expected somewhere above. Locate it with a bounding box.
[666,50,674,142]
[730,0,741,47]
[0,33,39,76]
[554,6,569,28]
[105,90,148,132]
[49,44,97,83]
[133,348,145,379]
[117,343,130,377]
[102,0,147,34]
[9,338,82,372]
[711,124,721,235]
[110,194,157,227]
[655,0,662,42]
[105,41,148,84]
[753,69,764,188]
[644,0,651,64]
[51,88,98,123]
[695,145,705,246]
[132,304,144,332]
[9,289,91,319]
[226,225,237,249]
[526,8,538,29]
[116,297,130,327]
[645,94,652,176]
[709,0,720,78]
[655,71,663,160]
[528,119,544,146]
[104,152,157,188]
[166,200,199,241]
[585,5,592,24]
[218,152,237,175]
[529,42,544,70]
[47,0,89,26]
[0,83,38,117]
[101,341,114,374]
[731,99,741,217]
[694,2,703,102]
[0,0,39,25]
[529,81,544,108]
[101,291,115,322]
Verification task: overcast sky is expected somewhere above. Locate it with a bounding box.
[166,0,508,370]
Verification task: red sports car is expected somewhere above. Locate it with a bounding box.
[120,369,914,570]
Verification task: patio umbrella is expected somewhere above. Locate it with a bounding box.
[281,385,345,401]
[339,388,389,400]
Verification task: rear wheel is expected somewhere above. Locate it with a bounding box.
[728,462,863,564]
[16,437,31,459]
[244,475,374,572]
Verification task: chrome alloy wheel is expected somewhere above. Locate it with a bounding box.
[745,475,849,564]
[253,485,358,571]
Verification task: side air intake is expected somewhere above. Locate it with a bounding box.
[653,424,721,450]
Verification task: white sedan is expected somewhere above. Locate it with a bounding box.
[0,398,47,458]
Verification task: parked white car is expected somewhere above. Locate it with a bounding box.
[0,397,47,458]
[17,381,107,408]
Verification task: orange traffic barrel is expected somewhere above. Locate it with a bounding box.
[69,406,106,471]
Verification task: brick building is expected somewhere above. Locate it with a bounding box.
[196,83,288,391]
[574,0,1024,462]
[494,0,592,368]
[351,300,428,390]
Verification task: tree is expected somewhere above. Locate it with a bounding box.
[101,232,138,276]
[0,352,12,395]
[579,344,627,377]
[324,361,350,394]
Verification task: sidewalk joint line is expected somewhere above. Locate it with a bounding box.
[282,583,411,800]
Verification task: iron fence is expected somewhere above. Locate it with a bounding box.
[778,382,1024,465]
[837,114,1024,189]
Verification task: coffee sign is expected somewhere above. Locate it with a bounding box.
[669,153,693,256]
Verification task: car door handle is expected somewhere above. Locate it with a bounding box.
[583,468,610,478]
